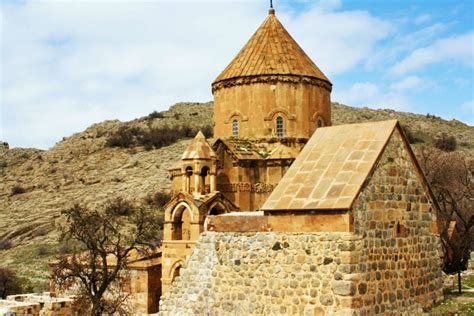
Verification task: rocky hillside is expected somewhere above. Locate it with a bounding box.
[0,101,472,290]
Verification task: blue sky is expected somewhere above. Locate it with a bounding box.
[1,0,473,149]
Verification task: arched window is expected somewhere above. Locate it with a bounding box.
[317,117,325,128]
[232,119,239,137]
[276,116,284,137]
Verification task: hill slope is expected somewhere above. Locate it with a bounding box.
[0,101,472,290]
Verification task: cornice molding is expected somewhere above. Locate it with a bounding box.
[212,75,332,93]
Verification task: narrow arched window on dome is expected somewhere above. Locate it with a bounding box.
[317,117,325,128]
[232,119,239,138]
[276,116,284,138]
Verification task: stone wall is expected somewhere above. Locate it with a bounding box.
[0,293,75,316]
[159,231,363,315]
[127,265,162,314]
[351,128,443,314]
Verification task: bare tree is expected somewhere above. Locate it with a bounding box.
[0,267,21,299]
[418,145,473,293]
[52,202,163,315]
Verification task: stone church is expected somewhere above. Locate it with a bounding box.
[0,6,443,316]
[161,6,332,294]
[157,7,444,315]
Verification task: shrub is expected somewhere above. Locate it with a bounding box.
[36,245,50,256]
[145,192,171,208]
[58,242,73,254]
[147,111,164,119]
[105,197,134,216]
[0,239,12,250]
[180,125,195,138]
[400,125,417,144]
[11,185,26,196]
[201,125,213,138]
[31,226,48,238]
[0,267,22,299]
[434,134,457,152]
[138,126,180,149]
[106,126,140,148]
[106,124,210,149]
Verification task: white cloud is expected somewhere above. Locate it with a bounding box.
[333,82,379,105]
[391,32,474,75]
[334,76,431,111]
[414,14,431,25]
[1,1,392,148]
[389,76,427,92]
[461,100,474,113]
[454,77,471,88]
[365,22,449,69]
[285,8,391,75]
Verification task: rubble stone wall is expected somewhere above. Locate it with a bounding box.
[159,231,362,315]
[351,128,443,314]
[0,294,75,316]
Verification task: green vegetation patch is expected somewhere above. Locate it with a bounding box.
[430,293,474,315]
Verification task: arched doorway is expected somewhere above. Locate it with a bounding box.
[171,204,193,241]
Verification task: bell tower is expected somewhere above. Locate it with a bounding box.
[212,8,332,140]
[180,131,217,196]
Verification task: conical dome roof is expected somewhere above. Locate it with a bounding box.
[181,131,216,160]
[213,9,330,86]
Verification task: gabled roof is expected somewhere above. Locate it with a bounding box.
[267,143,301,160]
[215,138,264,160]
[213,9,330,84]
[164,191,239,213]
[213,138,301,161]
[262,120,399,211]
[182,131,216,160]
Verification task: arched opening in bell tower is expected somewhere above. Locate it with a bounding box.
[185,166,193,193]
[200,166,210,194]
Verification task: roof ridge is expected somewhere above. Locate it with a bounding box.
[181,131,216,160]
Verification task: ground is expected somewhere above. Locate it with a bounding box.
[430,272,474,315]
